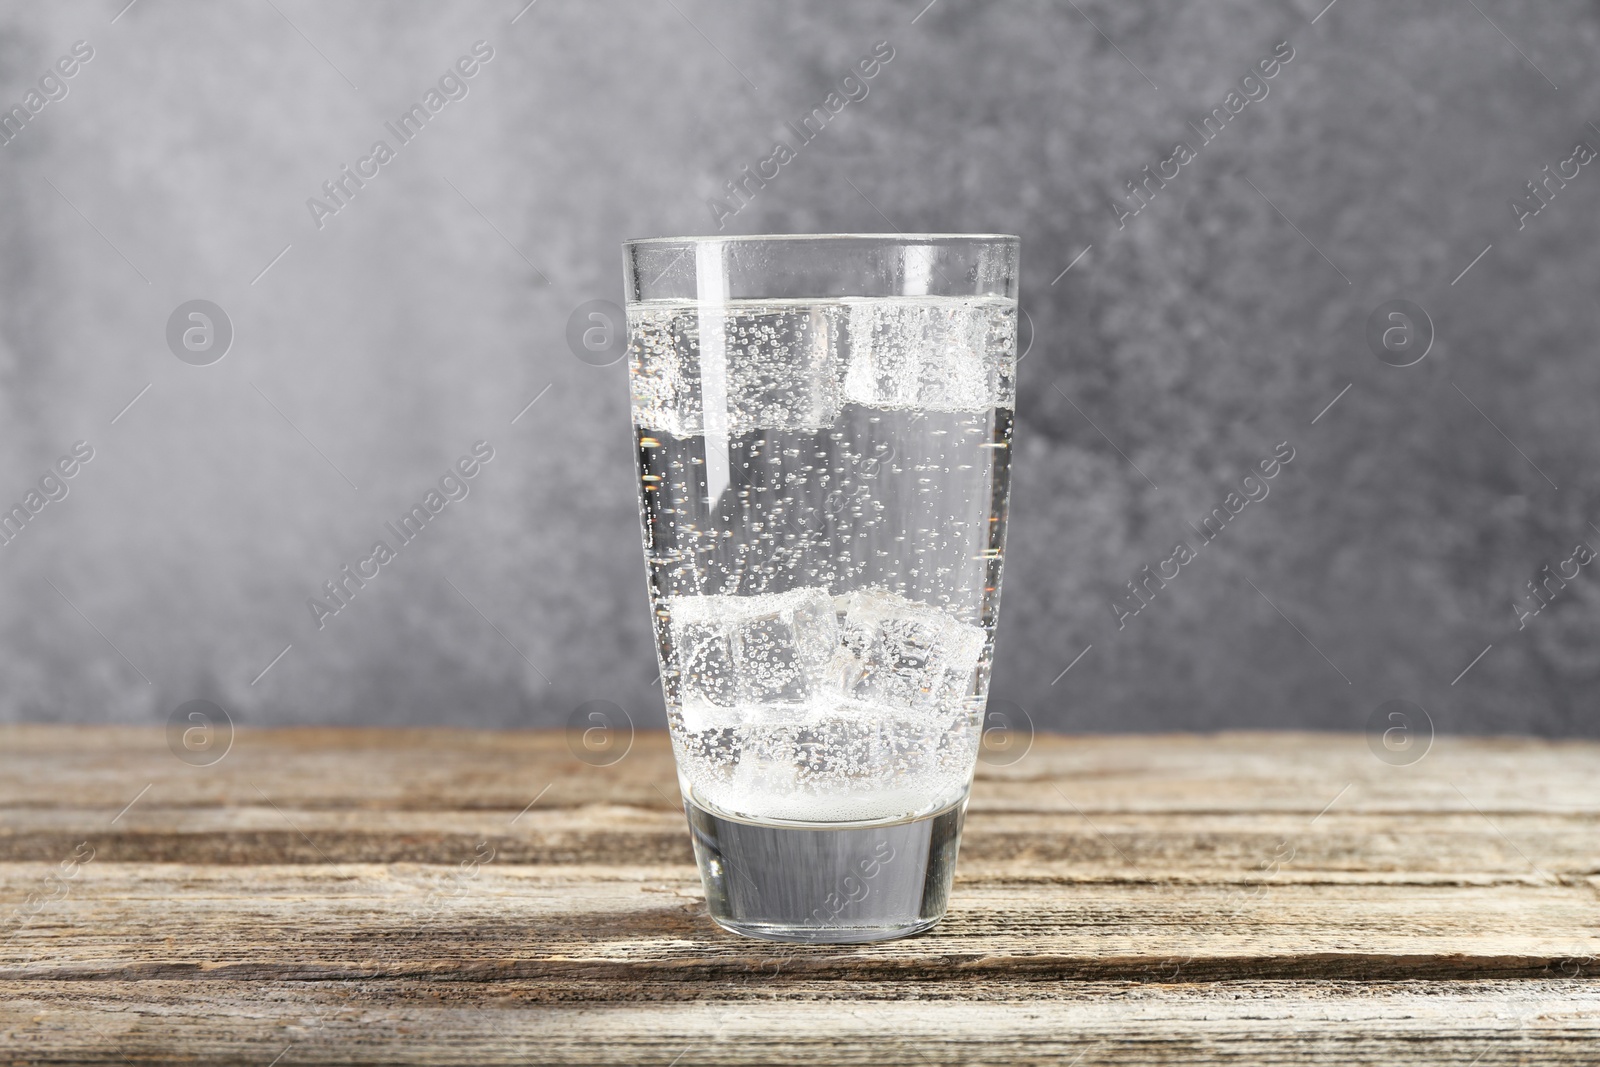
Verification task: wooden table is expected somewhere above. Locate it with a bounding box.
[1,727,1596,1064]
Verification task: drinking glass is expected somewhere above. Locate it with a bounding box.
[623,234,1019,942]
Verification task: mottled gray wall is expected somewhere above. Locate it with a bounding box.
[1,0,1596,737]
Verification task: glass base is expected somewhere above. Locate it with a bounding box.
[683,792,967,943]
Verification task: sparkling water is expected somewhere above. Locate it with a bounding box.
[631,296,1015,826]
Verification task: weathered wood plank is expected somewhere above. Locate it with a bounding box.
[3,981,1598,1066]
[2,728,1596,1065]
[3,728,1596,814]
[2,863,1596,982]
[3,807,1597,873]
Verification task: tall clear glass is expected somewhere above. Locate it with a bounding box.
[623,234,1019,942]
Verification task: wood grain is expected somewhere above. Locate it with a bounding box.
[1,727,1596,1065]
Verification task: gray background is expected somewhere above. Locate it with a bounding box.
[1,0,1595,736]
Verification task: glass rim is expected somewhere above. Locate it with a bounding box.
[624,232,1018,248]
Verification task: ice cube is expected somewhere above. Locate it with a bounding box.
[665,587,839,708]
[676,620,736,708]
[830,588,986,713]
[841,297,1016,412]
[628,303,842,437]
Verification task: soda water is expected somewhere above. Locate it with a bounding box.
[630,295,1016,826]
